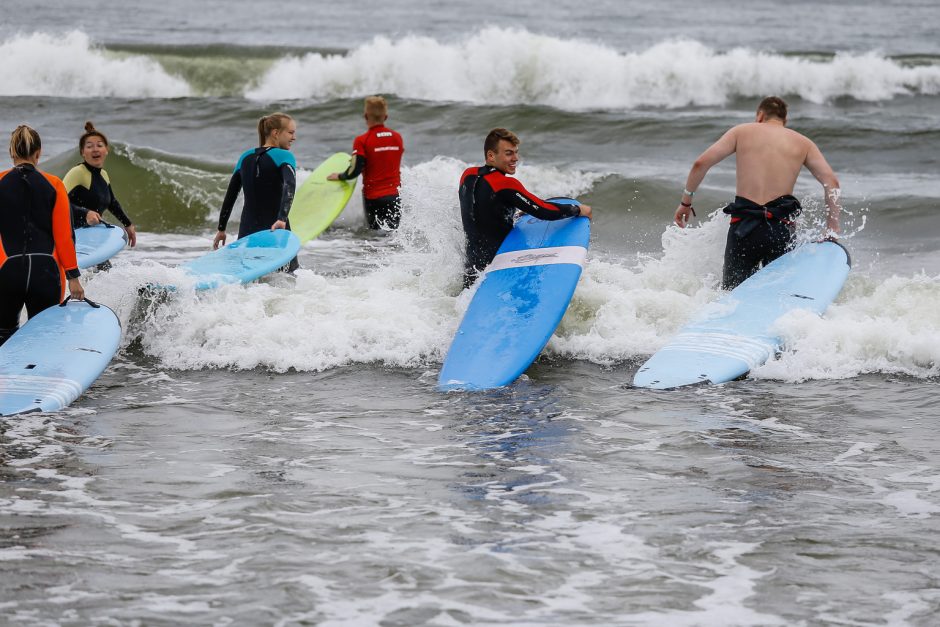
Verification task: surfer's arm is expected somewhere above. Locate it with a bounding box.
[50,177,80,281]
[69,200,90,227]
[496,179,581,221]
[67,187,93,227]
[106,187,137,247]
[804,142,841,235]
[106,186,133,228]
[332,155,365,181]
[675,128,737,226]
[217,170,242,232]
[276,163,296,222]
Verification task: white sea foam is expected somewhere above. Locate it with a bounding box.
[0,31,190,98]
[82,157,940,383]
[245,27,940,107]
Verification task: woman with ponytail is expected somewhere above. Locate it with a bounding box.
[63,121,137,247]
[213,112,298,271]
[0,125,84,346]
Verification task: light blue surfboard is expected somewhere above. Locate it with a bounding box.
[633,240,851,389]
[180,229,301,290]
[0,299,122,416]
[439,199,590,391]
[75,222,128,268]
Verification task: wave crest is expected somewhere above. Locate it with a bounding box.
[0,31,191,98]
[246,27,940,107]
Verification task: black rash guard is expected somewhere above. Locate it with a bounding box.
[458,165,581,287]
[63,162,133,228]
[218,147,296,239]
[0,164,80,345]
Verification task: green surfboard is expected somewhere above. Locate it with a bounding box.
[290,152,357,242]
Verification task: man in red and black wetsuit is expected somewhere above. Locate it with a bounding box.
[328,95,404,230]
[459,128,593,288]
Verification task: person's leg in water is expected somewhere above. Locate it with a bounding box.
[364,195,402,230]
[722,220,793,290]
[0,255,62,346]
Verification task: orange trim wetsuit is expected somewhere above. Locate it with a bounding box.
[458,165,581,288]
[0,164,80,346]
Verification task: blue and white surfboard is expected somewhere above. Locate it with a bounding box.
[75,222,128,268]
[633,240,851,389]
[180,229,300,290]
[0,299,122,416]
[439,199,590,391]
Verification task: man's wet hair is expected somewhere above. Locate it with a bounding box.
[757,96,788,121]
[484,128,519,157]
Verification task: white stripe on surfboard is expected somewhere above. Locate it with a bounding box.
[485,245,587,274]
[658,332,776,368]
[0,374,83,407]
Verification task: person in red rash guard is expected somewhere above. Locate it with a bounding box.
[458,127,593,288]
[328,95,404,230]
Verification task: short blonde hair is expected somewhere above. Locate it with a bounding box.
[364,96,388,123]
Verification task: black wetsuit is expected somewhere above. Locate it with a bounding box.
[722,195,801,289]
[218,147,298,272]
[458,165,581,288]
[0,164,80,346]
[63,162,133,228]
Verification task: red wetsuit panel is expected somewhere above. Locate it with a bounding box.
[352,125,404,200]
[458,165,580,287]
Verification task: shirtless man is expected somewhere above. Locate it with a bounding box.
[674,96,841,289]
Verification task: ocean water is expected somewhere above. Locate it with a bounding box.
[1,1,938,625]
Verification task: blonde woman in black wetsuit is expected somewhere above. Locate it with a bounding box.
[213,112,299,271]
[0,125,84,346]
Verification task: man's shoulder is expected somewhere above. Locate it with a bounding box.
[460,165,481,182]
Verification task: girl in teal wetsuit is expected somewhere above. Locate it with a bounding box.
[213,112,298,271]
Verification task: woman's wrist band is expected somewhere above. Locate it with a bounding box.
[683,188,695,197]
[680,201,692,208]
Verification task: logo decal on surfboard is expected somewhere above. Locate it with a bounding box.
[485,245,587,273]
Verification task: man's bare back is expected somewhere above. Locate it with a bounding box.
[671,96,842,289]
[732,121,812,204]
[674,102,841,234]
